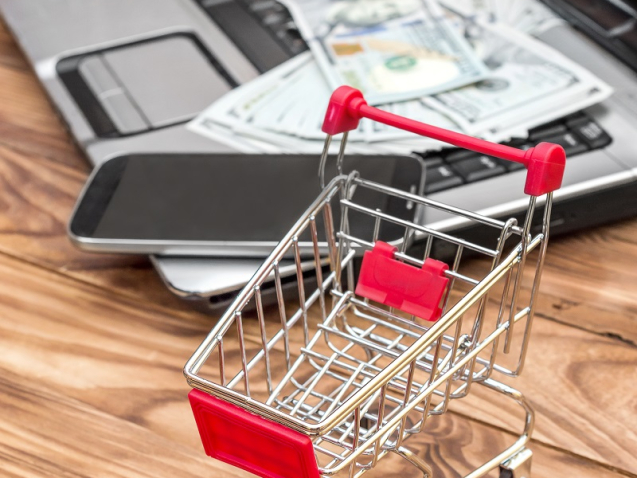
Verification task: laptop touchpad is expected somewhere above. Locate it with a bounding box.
[80,36,231,134]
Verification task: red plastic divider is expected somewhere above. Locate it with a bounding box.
[355,241,449,322]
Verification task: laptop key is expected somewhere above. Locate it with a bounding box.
[540,131,589,156]
[262,11,287,26]
[567,117,613,149]
[502,156,526,172]
[528,123,567,141]
[424,159,463,194]
[277,29,307,54]
[247,0,284,12]
[451,155,506,183]
[444,149,475,163]
[562,112,588,124]
[280,27,307,54]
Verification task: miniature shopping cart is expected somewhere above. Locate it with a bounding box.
[184,86,566,478]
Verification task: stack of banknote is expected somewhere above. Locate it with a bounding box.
[188,0,613,155]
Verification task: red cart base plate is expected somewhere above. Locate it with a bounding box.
[189,389,320,478]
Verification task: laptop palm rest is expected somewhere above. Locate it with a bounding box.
[60,34,234,137]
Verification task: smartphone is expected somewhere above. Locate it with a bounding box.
[69,153,425,256]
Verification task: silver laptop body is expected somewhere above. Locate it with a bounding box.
[1,0,636,311]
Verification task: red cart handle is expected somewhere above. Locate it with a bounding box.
[322,86,565,197]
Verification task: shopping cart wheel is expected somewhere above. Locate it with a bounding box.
[499,448,532,478]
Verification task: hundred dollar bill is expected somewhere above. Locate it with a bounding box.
[189,54,316,139]
[441,0,564,36]
[186,55,313,153]
[281,0,489,105]
[200,52,368,142]
[263,56,458,144]
[424,21,613,138]
[363,97,462,142]
[188,117,284,153]
[188,54,378,154]
[187,86,285,153]
[192,47,455,147]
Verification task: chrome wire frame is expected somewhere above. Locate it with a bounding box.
[184,134,553,477]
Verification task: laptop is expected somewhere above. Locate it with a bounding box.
[1,0,636,312]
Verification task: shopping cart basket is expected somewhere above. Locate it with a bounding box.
[184,86,566,478]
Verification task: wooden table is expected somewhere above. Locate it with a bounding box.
[1,21,636,478]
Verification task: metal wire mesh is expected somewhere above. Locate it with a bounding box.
[185,167,552,476]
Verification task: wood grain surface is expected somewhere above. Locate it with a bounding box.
[0,19,635,478]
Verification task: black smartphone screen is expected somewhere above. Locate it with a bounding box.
[70,153,423,244]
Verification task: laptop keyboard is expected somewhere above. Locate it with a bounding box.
[195,0,307,72]
[194,0,613,195]
[541,0,637,72]
[420,112,612,194]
